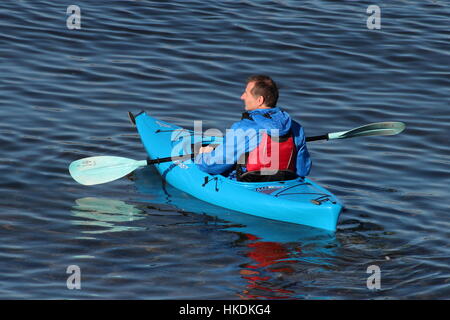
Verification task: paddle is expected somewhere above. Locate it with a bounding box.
[69,155,194,186]
[69,121,405,186]
[306,121,405,142]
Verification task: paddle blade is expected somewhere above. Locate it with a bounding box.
[329,122,406,140]
[69,156,147,186]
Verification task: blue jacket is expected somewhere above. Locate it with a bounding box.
[195,107,312,179]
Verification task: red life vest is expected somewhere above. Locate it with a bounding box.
[246,132,296,172]
[236,131,297,182]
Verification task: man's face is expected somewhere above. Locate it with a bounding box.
[241,81,263,111]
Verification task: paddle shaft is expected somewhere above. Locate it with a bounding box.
[148,135,330,165]
[70,121,405,185]
[150,120,406,165]
[147,153,193,165]
[306,134,328,142]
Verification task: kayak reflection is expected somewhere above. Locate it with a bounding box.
[133,166,337,242]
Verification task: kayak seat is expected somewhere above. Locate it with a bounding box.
[237,170,298,182]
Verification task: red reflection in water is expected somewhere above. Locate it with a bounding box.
[238,234,300,299]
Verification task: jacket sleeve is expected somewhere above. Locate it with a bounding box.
[195,120,259,175]
[291,120,312,177]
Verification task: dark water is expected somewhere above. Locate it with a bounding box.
[0,0,449,299]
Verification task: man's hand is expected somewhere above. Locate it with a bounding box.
[198,146,215,154]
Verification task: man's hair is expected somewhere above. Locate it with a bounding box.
[246,75,279,108]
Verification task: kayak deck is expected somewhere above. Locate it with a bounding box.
[134,111,343,231]
[236,178,337,204]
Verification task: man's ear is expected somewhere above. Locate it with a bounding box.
[257,95,265,106]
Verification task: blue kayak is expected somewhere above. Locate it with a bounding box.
[134,111,343,231]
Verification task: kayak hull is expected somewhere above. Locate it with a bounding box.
[134,112,343,231]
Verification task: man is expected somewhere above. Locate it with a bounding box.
[195,75,311,182]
